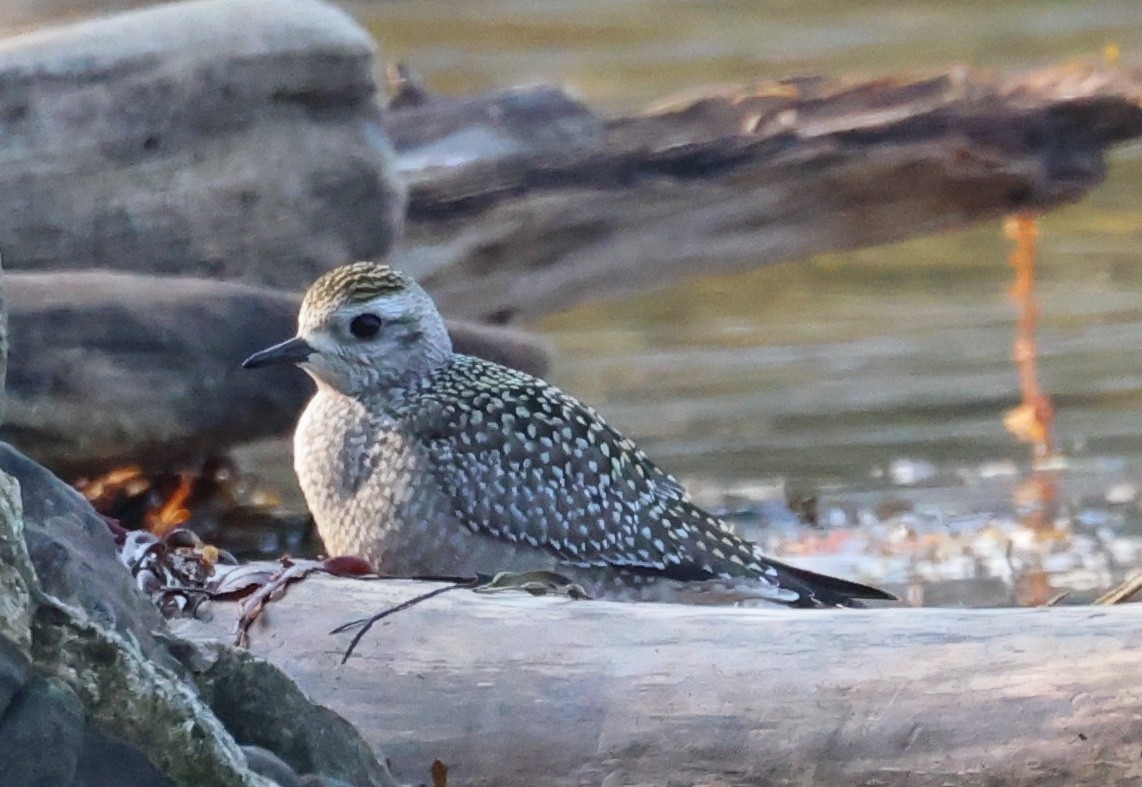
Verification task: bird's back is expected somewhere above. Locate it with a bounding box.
[379,354,892,606]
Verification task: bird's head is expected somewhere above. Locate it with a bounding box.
[243,261,452,396]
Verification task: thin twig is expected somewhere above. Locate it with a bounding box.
[233,559,318,647]
[332,579,480,664]
[1095,573,1142,605]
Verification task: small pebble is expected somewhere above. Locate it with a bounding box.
[889,458,937,486]
[1104,482,1137,505]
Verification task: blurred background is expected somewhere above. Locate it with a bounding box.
[346,0,1142,485]
[7,0,1142,605]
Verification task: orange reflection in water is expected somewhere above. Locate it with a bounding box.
[1003,213,1056,462]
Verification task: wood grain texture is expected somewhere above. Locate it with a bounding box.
[175,573,1142,786]
[390,65,1142,323]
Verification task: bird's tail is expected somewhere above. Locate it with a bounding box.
[765,557,898,608]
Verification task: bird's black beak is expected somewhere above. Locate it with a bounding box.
[242,337,314,369]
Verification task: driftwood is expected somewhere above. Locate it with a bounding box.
[390,65,1142,322]
[175,573,1142,787]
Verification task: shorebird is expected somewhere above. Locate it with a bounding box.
[243,261,894,606]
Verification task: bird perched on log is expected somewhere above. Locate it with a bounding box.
[243,261,894,607]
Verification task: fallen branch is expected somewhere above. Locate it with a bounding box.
[1095,572,1142,605]
[390,64,1142,322]
[174,569,1142,787]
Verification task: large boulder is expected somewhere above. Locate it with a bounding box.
[0,0,404,290]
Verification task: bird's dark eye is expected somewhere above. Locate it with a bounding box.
[349,314,383,340]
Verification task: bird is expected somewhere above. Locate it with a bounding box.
[243,261,895,607]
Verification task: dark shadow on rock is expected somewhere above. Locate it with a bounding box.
[0,443,178,671]
[0,675,86,786]
[76,725,174,787]
[189,647,394,787]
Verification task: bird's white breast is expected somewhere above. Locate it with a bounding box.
[294,389,416,562]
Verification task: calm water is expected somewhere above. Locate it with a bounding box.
[353,0,1140,112]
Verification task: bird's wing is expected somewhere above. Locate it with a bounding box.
[408,357,784,582]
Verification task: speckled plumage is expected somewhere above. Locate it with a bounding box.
[246,262,894,606]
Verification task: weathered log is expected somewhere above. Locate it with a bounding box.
[0,272,550,475]
[391,66,1142,322]
[175,573,1142,787]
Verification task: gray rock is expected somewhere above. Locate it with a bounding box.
[0,253,7,427]
[297,777,358,787]
[0,663,171,787]
[30,598,268,787]
[0,675,85,786]
[0,447,263,787]
[2,271,551,476]
[0,443,392,786]
[3,272,307,476]
[0,443,177,670]
[0,468,33,650]
[0,0,404,290]
[192,646,397,787]
[243,745,301,787]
